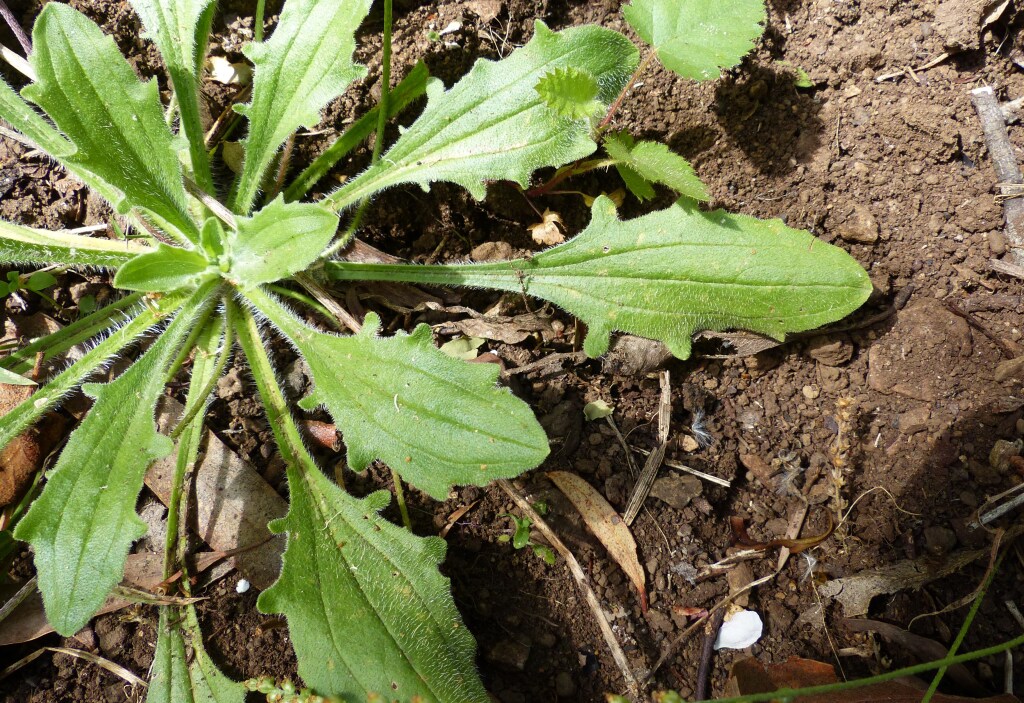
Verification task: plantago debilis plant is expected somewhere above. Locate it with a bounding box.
[0,0,870,699]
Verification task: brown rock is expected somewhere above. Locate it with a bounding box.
[806,336,854,366]
[837,204,879,243]
[470,241,514,261]
[934,0,988,50]
[995,355,1024,382]
[898,406,931,435]
[650,474,703,511]
[867,299,972,401]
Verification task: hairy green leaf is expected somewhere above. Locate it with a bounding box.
[261,469,491,702]
[246,288,549,499]
[232,0,373,213]
[13,286,215,635]
[0,77,73,159]
[234,306,491,702]
[226,197,338,287]
[129,0,215,190]
[113,244,212,292]
[0,367,35,386]
[604,132,707,202]
[0,218,149,268]
[0,293,184,452]
[148,607,244,703]
[326,22,638,210]
[535,66,602,119]
[623,0,766,81]
[327,197,872,359]
[25,4,197,242]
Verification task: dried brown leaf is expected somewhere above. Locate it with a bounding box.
[547,470,647,611]
[529,209,565,246]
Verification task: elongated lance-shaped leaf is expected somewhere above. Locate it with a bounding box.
[24,4,198,243]
[13,282,218,636]
[245,287,549,499]
[225,196,338,287]
[326,197,873,359]
[129,0,215,192]
[231,0,373,214]
[0,293,145,376]
[0,77,73,159]
[284,61,431,203]
[0,291,187,453]
[623,0,766,81]
[148,606,244,703]
[233,307,490,702]
[325,22,638,211]
[0,218,151,268]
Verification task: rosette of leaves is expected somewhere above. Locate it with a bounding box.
[0,0,870,700]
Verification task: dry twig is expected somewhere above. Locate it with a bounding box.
[496,478,642,700]
[623,369,670,525]
[973,86,1024,265]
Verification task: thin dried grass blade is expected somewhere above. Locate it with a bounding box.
[46,646,146,688]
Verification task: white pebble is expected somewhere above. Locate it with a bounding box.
[235,578,251,594]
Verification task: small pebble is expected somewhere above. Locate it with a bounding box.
[236,578,251,594]
[801,385,820,400]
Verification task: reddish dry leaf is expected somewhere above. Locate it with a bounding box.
[725,656,1020,703]
[547,470,647,612]
[730,514,834,554]
[439,500,479,539]
[0,385,64,508]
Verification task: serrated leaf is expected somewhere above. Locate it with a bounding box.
[129,0,216,190]
[24,4,197,242]
[327,197,873,359]
[535,66,603,119]
[0,216,149,269]
[113,244,212,292]
[604,132,708,202]
[326,22,638,209]
[147,607,245,703]
[13,291,210,635]
[246,289,549,500]
[232,0,373,213]
[623,0,766,81]
[259,464,490,702]
[226,197,338,287]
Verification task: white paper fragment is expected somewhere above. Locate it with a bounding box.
[713,609,763,650]
[235,578,251,594]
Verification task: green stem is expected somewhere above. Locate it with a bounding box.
[921,551,1005,702]
[694,631,1024,703]
[254,0,266,43]
[390,467,411,530]
[170,309,233,441]
[319,0,395,257]
[284,62,428,204]
[0,292,145,375]
[325,259,524,293]
[163,314,226,581]
[164,299,218,384]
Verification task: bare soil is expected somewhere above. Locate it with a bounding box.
[1,0,1024,701]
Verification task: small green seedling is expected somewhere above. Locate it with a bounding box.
[0,0,870,699]
[0,269,57,304]
[498,507,556,565]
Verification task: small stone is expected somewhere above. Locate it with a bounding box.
[726,562,754,608]
[898,406,931,435]
[470,241,514,261]
[807,336,854,366]
[216,368,243,398]
[995,355,1024,382]
[680,435,700,452]
[650,474,703,510]
[802,385,820,400]
[838,204,879,243]
[282,358,311,396]
[989,439,1022,472]
[989,231,1007,256]
[486,639,531,671]
[555,672,576,698]
[923,526,957,556]
[646,609,675,633]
